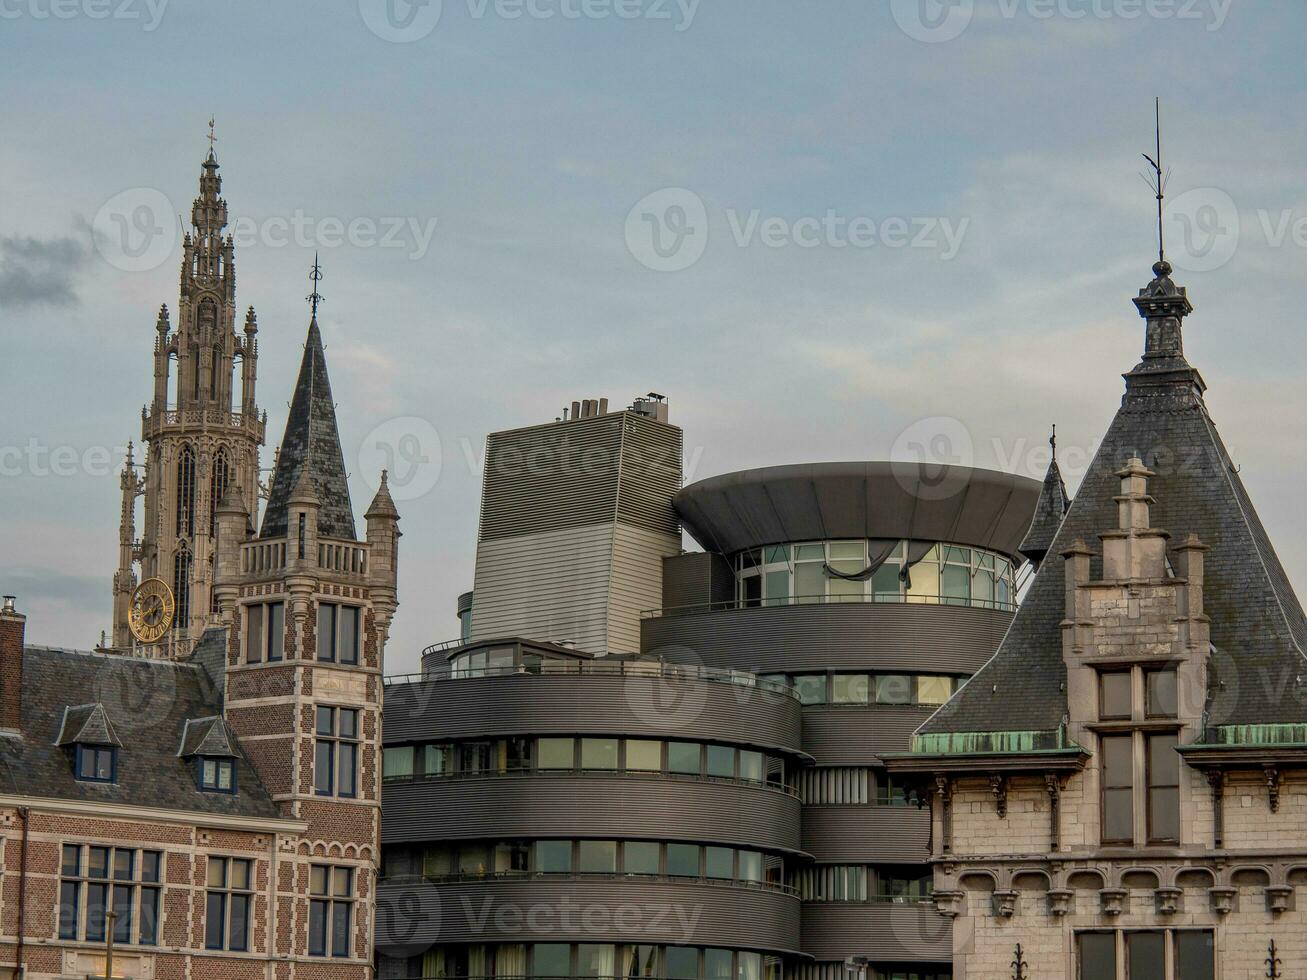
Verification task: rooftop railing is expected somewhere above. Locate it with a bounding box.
[379,869,801,898]
[384,659,799,701]
[642,591,1016,620]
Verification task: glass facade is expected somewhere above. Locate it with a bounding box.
[415,943,782,980]
[382,736,793,789]
[735,540,1015,611]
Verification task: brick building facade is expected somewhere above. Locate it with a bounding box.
[0,147,397,980]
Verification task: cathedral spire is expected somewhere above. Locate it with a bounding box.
[260,267,355,542]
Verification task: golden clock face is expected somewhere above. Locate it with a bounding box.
[129,578,176,643]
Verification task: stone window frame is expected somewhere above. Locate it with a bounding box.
[308,864,355,958]
[1074,927,1214,979]
[313,705,360,798]
[1092,664,1182,847]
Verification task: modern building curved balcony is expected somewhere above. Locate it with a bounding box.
[798,901,950,964]
[385,663,805,760]
[799,704,939,765]
[382,772,804,856]
[801,804,931,864]
[641,598,1014,675]
[375,874,803,956]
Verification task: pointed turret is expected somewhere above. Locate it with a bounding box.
[1018,426,1071,568]
[916,255,1307,743]
[260,315,356,541]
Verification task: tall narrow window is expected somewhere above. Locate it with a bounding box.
[245,602,284,662]
[314,706,359,798]
[318,602,361,664]
[173,544,192,631]
[209,447,230,538]
[1126,932,1164,978]
[210,344,222,400]
[1174,931,1215,980]
[1076,933,1116,980]
[1100,735,1134,844]
[1099,671,1132,720]
[1147,734,1180,843]
[308,865,354,958]
[205,857,252,951]
[176,444,196,537]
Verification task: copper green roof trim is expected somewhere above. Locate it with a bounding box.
[1207,724,1307,747]
[910,729,1071,756]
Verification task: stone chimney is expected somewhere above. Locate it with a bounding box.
[0,596,26,731]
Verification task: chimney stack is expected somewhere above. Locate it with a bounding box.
[0,596,25,731]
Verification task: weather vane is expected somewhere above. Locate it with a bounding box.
[1140,97,1170,268]
[207,116,218,154]
[308,253,325,318]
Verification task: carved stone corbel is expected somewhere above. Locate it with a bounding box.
[991,773,1008,818]
[1265,766,1281,813]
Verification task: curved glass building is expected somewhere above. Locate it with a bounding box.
[375,400,1041,980]
[641,462,1040,980]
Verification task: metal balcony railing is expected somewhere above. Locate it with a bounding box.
[387,660,800,700]
[642,592,1016,619]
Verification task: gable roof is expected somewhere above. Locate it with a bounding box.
[0,646,279,819]
[260,317,356,541]
[919,262,1307,743]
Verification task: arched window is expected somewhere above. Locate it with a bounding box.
[174,543,192,632]
[209,447,231,537]
[210,344,221,400]
[176,444,196,537]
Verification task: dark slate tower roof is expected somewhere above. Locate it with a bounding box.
[260,318,356,540]
[1018,432,1071,566]
[920,260,1307,741]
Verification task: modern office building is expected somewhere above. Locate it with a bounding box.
[376,403,1043,980]
[468,396,682,655]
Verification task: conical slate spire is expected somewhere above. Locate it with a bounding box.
[1018,427,1071,567]
[260,318,356,541]
[921,260,1307,738]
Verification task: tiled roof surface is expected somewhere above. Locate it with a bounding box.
[0,646,279,818]
[922,270,1307,737]
[260,318,356,541]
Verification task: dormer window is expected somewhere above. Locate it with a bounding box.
[75,744,117,783]
[56,703,122,784]
[180,716,243,796]
[198,757,237,793]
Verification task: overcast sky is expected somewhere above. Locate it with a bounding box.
[4,0,1307,674]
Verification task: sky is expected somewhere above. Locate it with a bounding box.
[4,0,1307,675]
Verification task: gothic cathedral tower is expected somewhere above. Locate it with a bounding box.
[112,146,266,649]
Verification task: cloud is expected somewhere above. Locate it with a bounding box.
[0,234,89,308]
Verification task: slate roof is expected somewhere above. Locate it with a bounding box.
[0,646,280,819]
[1018,450,1071,565]
[55,704,121,747]
[178,717,239,758]
[920,263,1307,740]
[260,317,357,541]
